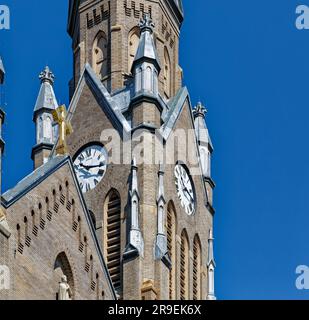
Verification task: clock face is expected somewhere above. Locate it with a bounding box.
[174,164,196,216]
[73,144,108,193]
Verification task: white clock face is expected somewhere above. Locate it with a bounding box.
[175,164,196,216]
[73,144,108,193]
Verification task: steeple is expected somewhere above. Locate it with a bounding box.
[32,66,58,169]
[130,14,163,130]
[132,13,161,98]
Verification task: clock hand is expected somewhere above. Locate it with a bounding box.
[79,162,105,170]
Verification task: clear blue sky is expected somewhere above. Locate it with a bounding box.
[1,0,309,300]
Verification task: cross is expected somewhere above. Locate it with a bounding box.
[52,105,73,156]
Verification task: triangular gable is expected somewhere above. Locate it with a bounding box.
[2,155,117,299]
[160,86,196,141]
[67,64,131,134]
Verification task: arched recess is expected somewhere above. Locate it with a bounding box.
[103,189,122,295]
[54,252,75,299]
[166,201,177,300]
[128,27,140,73]
[92,31,108,80]
[193,234,202,300]
[180,229,189,300]
[164,47,172,98]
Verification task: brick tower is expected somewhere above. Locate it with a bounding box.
[66,0,216,300]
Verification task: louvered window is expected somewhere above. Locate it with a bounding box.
[180,230,189,300]
[105,191,121,295]
[193,236,202,300]
[167,204,176,300]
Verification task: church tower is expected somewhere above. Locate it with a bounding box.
[31,66,58,169]
[65,0,216,300]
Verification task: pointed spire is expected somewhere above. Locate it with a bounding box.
[155,163,170,267]
[0,56,5,85]
[32,66,59,169]
[124,157,144,258]
[132,13,161,72]
[34,66,58,115]
[193,101,213,150]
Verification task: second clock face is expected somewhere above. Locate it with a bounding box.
[73,144,108,193]
[175,164,196,216]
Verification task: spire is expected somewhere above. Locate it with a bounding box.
[132,13,161,73]
[155,163,170,267]
[124,158,144,259]
[0,56,5,85]
[34,66,58,117]
[193,101,213,179]
[32,66,59,169]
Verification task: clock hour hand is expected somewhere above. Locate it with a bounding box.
[79,162,105,170]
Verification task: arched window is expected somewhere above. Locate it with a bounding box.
[180,229,189,300]
[54,252,74,300]
[104,189,122,295]
[93,32,108,80]
[193,235,202,300]
[128,28,140,72]
[167,202,177,300]
[44,116,53,142]
[38,116,43,141]
[164,47,172,98]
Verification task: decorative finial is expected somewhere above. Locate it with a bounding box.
[39,66,55,85]
[138,13,155,33]
[193,101,208,119]
[52,105,73,155]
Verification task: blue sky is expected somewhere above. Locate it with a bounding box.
[1,0,309,300]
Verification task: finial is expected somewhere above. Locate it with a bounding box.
[52,105,73,155]
[193,101,208,119]
[138,13,155,33]
[39,66,55,85]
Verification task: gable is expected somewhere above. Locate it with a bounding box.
[2,156,116,300]
[68,64,131,135]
